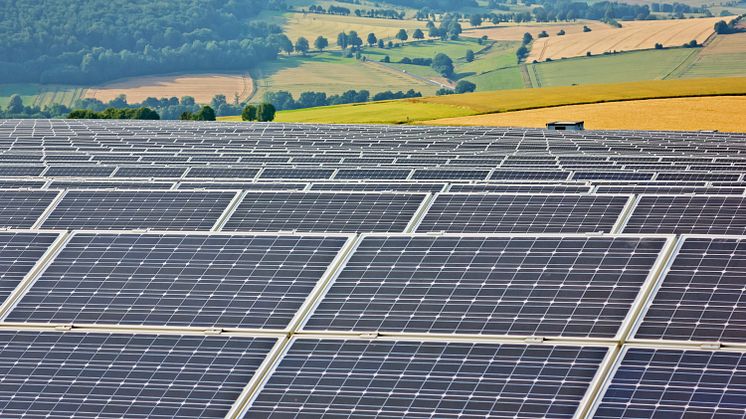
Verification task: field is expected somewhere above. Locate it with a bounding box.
[263,11,427,45]
[529,16,724,61]
[253,53,439,99]
[465,21,611,41]
[678,31,746,78]
[256,77,746,124]
[0,84,85,108]
[427,96,746,132]
[529,48,695,87]
[85,73,253,104]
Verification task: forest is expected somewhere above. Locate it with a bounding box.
[0,0,285,84]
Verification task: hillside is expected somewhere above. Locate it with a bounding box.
[233,77,746,124]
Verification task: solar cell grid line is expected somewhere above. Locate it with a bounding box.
[416,193,632,234]
[596,185,746,195]
[489,170,570,181]
[657,172,742,182]
[40,189,237,231]
[622,195,746,235]
[0,189,61,228]
[243,338,610,419]
[5,232,350,330]
[302,234,671,338]
[48,180,176,190]
[0,331,278,418]
[590,347,746,419]
[631,235,746,344]
[42,166,116,177]
[177,181,309,191]
[572,172,655,181]
[222,191,427,233]
[448,184,594,194]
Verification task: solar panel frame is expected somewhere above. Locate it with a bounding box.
[621,194,746,235]
[0,189,62,229]
[241,337,613,419]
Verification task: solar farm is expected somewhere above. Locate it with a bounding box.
[0,119,745,418]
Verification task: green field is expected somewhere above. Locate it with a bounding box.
[233,77,746,124]
[252,52,440,100]
[529,48,695,87]
[0,84,85,109]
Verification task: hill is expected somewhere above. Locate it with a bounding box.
[227,77,746,124]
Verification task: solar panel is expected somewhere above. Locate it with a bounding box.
[634,237,746,343]
[114,167,186,178]
[260,168,335,180]
[185,167,259,179]
[490,171,569,181]
[0,166,45,176]
[0,190,59,228]
[417,194,630,233]
[412,169,490,180]
[222,192,426,233]
[334,169,412,180]
[572,172,654,181]
[0,232,59,305]
[43,166,116,177]
[245,339,607,418]
[310,182,445,193]
[41,190,236,231]
[304,235,668,337]
[0,180,46,189]
[0,331,275,418]
[623,195,746,235]
[48,180,175,190]
[449,184,593,194]
[657,173,741,181]
[177,182,307,191]
[596,185,746,195]
[7,233,348,329]
[592,348,746,418]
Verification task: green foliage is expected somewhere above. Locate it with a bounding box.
[180,106,216,121]
[314,36,329,51]
[68,107,160,120]
[455,80,477,94]
[367,33,378,47]
[396,29,409,42]
[256,103,276,121]
[432,53,454,78]
[242,105,258,121]
[7,95,23,114]
[295,37,310,55]
[0,0,279,85]
[465,50,475,63]
[522,33,533,45]
[413,29,425,40]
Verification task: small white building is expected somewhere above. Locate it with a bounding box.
[546,121,584,131]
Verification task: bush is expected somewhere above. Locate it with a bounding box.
[68,107,160,120]
[538,31,549,38]
[654,43,664,49]
[454,80,477,94]
[256,103,276,122]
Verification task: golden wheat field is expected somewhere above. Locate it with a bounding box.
[466,21,610,42]
[529,16,725,61]
[85,73,253,104]
[428,96,746,132]
[279,13,426,44]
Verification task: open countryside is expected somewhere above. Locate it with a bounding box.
[85,73,254,104]
[427,96,746,132]
[529,16,725,61]
[466,20,610,41]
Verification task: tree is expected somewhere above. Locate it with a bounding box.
[685,39,699,48]
[538,31,549,38]
[211,94,227,110]
[413,28,425,40]
[465,50,475,62]
[295,37,310,55]
[348,31,363,50]
[557,29,566,36]
[242,104,257,121]
[194,106,216,121]
[367,33,378,47]
[337,32,349,49]
[275,34,294,54]
[396,29,409,43]
[522,32,533,45]
[377,39,385,48]
[256,103,276,122]
[516,45,529,61]
[7,95,24,114]
[654,43,664,49]
[455,80,477,94]
[583,25,592,32]
[314,36,329,51]
[714,20,733,34]
[432,53,454,78]
[469,14,483,27]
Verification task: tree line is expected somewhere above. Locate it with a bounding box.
[265,89,423,110]
[0,0,284,85]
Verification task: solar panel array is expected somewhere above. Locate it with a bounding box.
[0,119,745,418]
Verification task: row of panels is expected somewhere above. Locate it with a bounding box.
[0,166,744,181]
[0,331,740,418]
[2,189,746,235]
[2,231,744,345]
